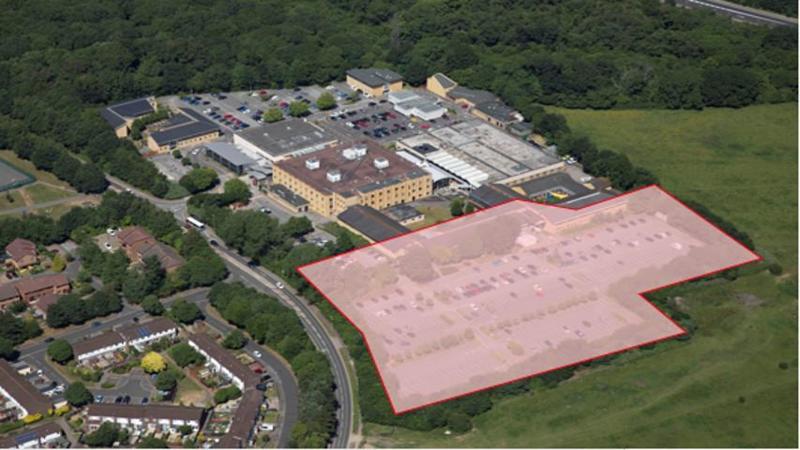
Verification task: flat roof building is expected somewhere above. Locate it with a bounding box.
[233,119,337,163]
[204,142,256,175]
[269,184,309,213]
[146,108,221,153]
[0,359,52,419]
[425,73,524,129]
[384,204,425,226]
[469,183,525,208]
[346,68,404,97]
[273,141,432,217]
[337,205,409,243]
[101,97,156,138]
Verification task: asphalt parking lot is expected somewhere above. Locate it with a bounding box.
[92,368,156,405]
[150,152,192,181]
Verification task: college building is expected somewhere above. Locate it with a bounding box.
[101,97,157,138]
[346,68,404,97]
[426,73,524,129]
[273,141,432,218]
[146,109,221,153]
[337,205,409,243]
[233,118,337,163]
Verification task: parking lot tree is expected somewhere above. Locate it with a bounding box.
[84,422,120,448]
[179,167,219,194]
[46,339,74,364]
[222,330,247,350]
[169,299,203,324]
[141,351,167,373]
[288,101,310,118]
[169,343,205,368]
[64,382,93,407]
[141,295,165,316]
[213,385,242,404]
[280,216,313,239]
[316,92,337,111]
[154,370,178,392]
[136,436,168,448]
[172,150,182,159]
[263,108,284,123]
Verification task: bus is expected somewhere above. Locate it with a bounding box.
[186,216,205,230]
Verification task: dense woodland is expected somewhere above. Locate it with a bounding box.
[0,0,796,196]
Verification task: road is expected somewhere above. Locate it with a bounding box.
[674,0,797,27]
[107,177,354,448]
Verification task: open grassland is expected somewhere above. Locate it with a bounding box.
[365,104,797,448]
[550,103,798,269]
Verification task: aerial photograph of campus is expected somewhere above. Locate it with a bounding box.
[0,0,796,449]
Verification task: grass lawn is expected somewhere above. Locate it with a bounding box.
[408,204,453,230]
[0,150,72,189]
[549,103,797,269]
[364,104,798,447]
[0,190,24,210]
[24,183,77,204]
[176,376,210,406]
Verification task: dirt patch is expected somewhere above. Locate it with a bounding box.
[735,292,764,308]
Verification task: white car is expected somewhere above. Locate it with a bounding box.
[276,282,285,290]
[252,350,262,358]
[345,121,355,128]
[106,227,117,236]
[579,176,593,183]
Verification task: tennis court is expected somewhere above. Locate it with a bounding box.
[0,159,34,192]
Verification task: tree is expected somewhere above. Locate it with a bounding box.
[169,299,202,324]
[0,337,16,360]
[47,339,73,364]
[281,216,313,239]
[64,382,93,407]
[141,296,165,316]
[176,424,194,436]
[446,411,472,433]
[136,436,168,448]
[701,66,760,108]
[222,330,247,350]
[84,422,119,447]
[179,168,219,194]
[316,92,337,110]
[288,101,310,117]
[51,254,66,272]
[223,179,252,204]
[213,385,242,404]
[169,343,205,368]
[155,370,178,392]
[263,108,284,123]
[141,351,166,373]
[450,198,465,217]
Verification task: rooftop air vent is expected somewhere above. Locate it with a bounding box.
[342,145,368,160]
[305,158,320,170]
[326,169,342,183]
[373,157,389,170]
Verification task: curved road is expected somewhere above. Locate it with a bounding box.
[108,177,354,448]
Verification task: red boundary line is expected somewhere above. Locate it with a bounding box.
[296,184,762,415]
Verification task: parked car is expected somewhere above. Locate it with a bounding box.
[209,240,219,247]
[275,282,285,290]
[44,337,54,343]
[95,395,104,403]
[252,350,262,358]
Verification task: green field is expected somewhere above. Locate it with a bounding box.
[24,183,77,204]
[365,104,798,447]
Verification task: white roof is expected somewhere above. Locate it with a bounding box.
[388,90,421,105]
[425,150,489,187]
[395,150,453,183]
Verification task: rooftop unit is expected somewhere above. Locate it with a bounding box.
[327,169,342,183]
[305,158,320,170]
[373,157,390,170]
[342,145,368,160]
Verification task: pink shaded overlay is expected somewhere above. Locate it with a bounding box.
[298,186,760,413]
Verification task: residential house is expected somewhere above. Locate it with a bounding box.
[187,334,261,391]
[31,293,61,319]
[13,274,70,304]
[0,422,65,449]
[74,318,179,363]
[0,360,52,420]
[0,284,21,311]
[4,239,38,271]
[85,403,206,435]
[117,226,184,272]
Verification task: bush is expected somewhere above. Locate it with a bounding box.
[213,385,242,404]
[169,343,205,368]
[222,330,247,350]
[768,262,783,276]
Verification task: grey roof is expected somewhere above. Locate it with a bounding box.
[474,100,519,123]
[516,172,593,198]
[508,121,533,135]
[205,142,256,167]
[432,73,457,90]
[236,119,336,158]
[149,108,220,146]
[338,205,408,242]
[101,98,154,128]
[448,86,498,105]
[559,191,615,209]
[347,68,404,87]
[468,183,524,208]
[271,184,309,207]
